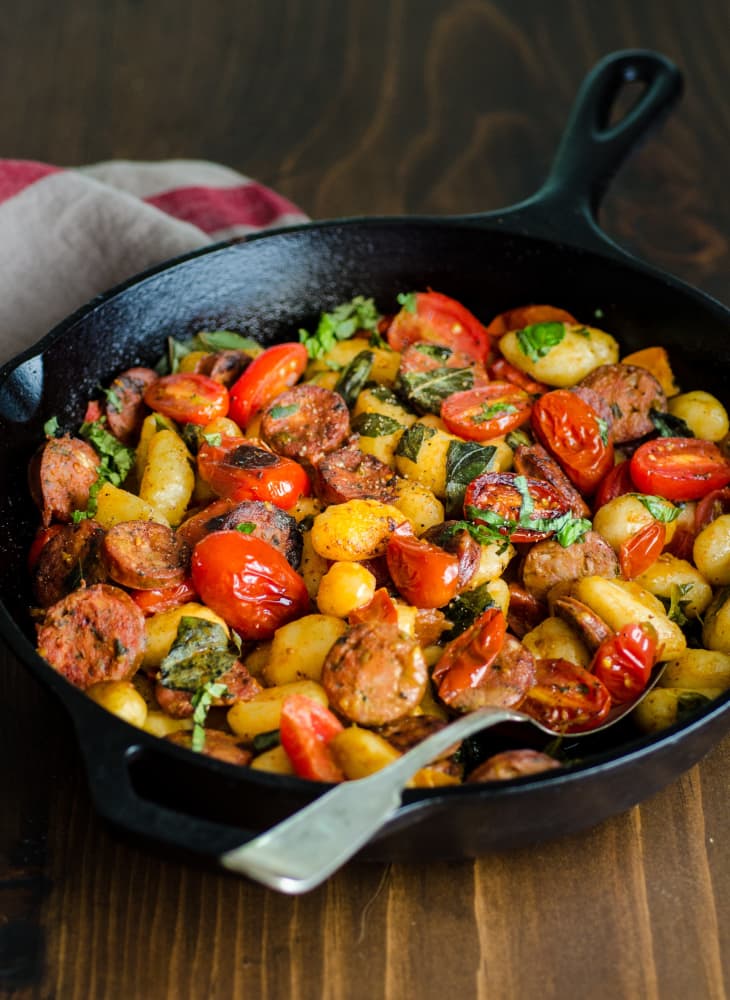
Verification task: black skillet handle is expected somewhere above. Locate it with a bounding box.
[482,50,683,253]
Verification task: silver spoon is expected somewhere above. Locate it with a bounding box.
[220,667,664,893]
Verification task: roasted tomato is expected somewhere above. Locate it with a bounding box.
[519,658,612,733]
[464,471,571,543]
[27,524,64,571]
[485,304,577,337]
[228,342,308,428]
[591,623,658,704]
[197,437,310,510]
[593,459,636,510]
[695,487,730,533]
[485,356,549,395]
[386,530,460,609]
[279,694,345,783]
[386,290,490,362]
[619,521,666,579]
[143,373,229,426]
[347,587,399,625]
[191,531,310,640]
[630,437,730,502]
[130,577,198,616]
[531,389,614,495]
[441,383,532,441]
[432,608,507,706]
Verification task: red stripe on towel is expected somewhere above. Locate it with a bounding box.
[0,161,61,203]
[145,182,302,233]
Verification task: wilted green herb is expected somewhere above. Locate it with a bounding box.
[268,403,300,420]
[516,322,566,362]
[335,350,374,408]
[298,296,382,359]
[43,416,60,437]
[236,522,256,534]
[633,493,681,523]
[397,291,418,313]
[191,681,230,752]
[351,413,403,438]
[396,366,474,414]
[394,423,436,463]
[649,410,694,438]
[159,617,238,692]
[444,440,496,515]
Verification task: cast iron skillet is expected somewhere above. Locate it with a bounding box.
[2,50,730,869]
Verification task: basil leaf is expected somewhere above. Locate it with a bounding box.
[101,386,123,414]
[236,521,256,534]
[335,350,375,408]
[667,582,693,626]
[633,493,681,523]
[364,383,400,405]
[442,583,496,639]
[676,691,712,722]
[299,296,382,359]
[196,330,260,353]
[79,418,135,491]
[445,440,497,515]
[191,680,230,752]
[472,401,518,423]
[397,291,417,313]
[412,342,453,362]
[396,366,475,415]
[596,417,610,446]
[182,422,204,455]
[552,515,592,547]
[159,617,238,692]
[252,729,281,753]
[157,335,198,375]
[650,411,694,438]
[394,423,436,463]
[516,322,566,362]
[351,413,403,438]
[268,403,300,420]
[505,428,532,450]
[43,416,60,437]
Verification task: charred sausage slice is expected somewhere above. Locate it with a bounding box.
[102,521,190,590]
[261,385,350,464]
[506,583,548,638]
[513,443,590,517]
[467,749,561,782]
[195,350,252,387]
[551,595,612,652]
[166,729,253,765]
[322,621,428,726]
[576,363,666,443]
[104,367,158,444]
[177,498,303,568]
[439,634,537,713]
[29,435,99,526]
[521,530,620,602]
[36,584,145,689]
[313,445,396,504]
[33,519,107,608]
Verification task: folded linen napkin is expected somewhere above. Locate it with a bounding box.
[0,159,308,365]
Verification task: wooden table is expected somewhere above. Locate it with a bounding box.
[2,2,730,997]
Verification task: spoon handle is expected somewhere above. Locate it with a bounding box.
[220,705,528,893]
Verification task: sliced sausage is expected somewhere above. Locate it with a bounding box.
[166,730,253,766]
[377,716,463,777]
[506,583,548,638]
[569,385,615,432]
[195,350,252,387]
[552,595,611,652]
[520,530,620,602]
[313,445,396,504]
[513,443,590,517]
[440,633,536,713]
[422,521,481,590]
[29,435,99,526]
[261,385,350,465]
[103,521,190,590]
[576,363,666,443]
[155,659,263,718]
[322,621,428,726]
[104,367,158,444]
[467,749,561,782]
[177,498,302,568]
[36,583,145,689]
[33,519,107,607]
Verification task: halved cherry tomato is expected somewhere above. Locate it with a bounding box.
[695,487,730,533]
[441,383,532,441]
[228,342,308,428]
[486,356,549,395]
[386,291,490,362]
[197,437,310,510]
[398,342,489,382]
[191,530,310,640]
[130,577,198,616]
[143,372,229,426]
[630,437,730,502]
[591,623,658,704]
[432,608,507,705]
[593,459,636,510]
[519,658,612,732]
[279,694,344,783]
[386,530,460,609]
[27,524,64,571]
[464,471,571,543]
[619,521,666,579]
[531,389,614,495]
[348,586,399,626]
[485,304,577,337]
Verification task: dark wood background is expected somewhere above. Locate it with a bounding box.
[2,2,730,997]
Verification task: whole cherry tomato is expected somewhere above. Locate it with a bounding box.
[619,521,666,579]
[485,304,577,337]
[531,389,614,495]
[593,459,636,510]
[486,356,549,395]
[441,383,532,441]
[386,291,490,362]
[386,530,460,609]
[191,530,310,640]
[197,436,310,510]
[631,438,730,502]
[432,608,508,706]
[279,694,344,783]
[228,342,308,428]
[464,471,571,543]
[591,623,658,704]
[130,577,197,616]
[519,658,612,732]
[143,373,229,425]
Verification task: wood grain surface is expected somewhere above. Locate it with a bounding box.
[2,2,730,998]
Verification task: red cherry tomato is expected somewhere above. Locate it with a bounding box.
[593,459,636,510]
[348,587,399,626]
[386,291,490,362]
[143,373,229,425]
[531,389,614,495]
[386,531,460,609]
[27,524,64,571]
[130,577,198,616]
[197,436,310,510]
[485,304,577,337]
[519,658,612,733]
[591,623,658,704]
[83,399,104,423]
[619,521,666,579]
[191,531,310,640]
[441,383,532,441]
[695,487,730,533]
[464,471,571,543]
[631,438,730,503]
[398,342,489,382]
[228,342,308,428]
[432,608,507,705]
[486,356,549,396]
[279,694,345,783]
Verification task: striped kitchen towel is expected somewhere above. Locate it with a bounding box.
[0,159,308,364]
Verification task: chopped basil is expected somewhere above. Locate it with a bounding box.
[463,492,592,548]
[442,583,496,639]
[552,515,593,547]
[575,327,591,337]
[298,296,382,359]
[268,403,300,420]
[203,432,222,447]
[191,680,230,752]
[196,330,260,353]
[159,616,238,692]
[236,521,256,534]
[473,401,518,423]
[516,322,566,362]
[596,417,610,446]
[676,691,712,722]
[351,412,403,438]
[364,383,401,405]
[650,410,694,438]
[412,342,453,362]
[252,729,281,753]
[182,422,204,454]
[394,422,436,463]
[335,350,375,408]
[74,417,135,519]
[633,493,681,523]
[43,416,60,437]
[397,291,417,313]
[667,582,693,626]
[505,428,532,450]
[101,386,123,413]
[445,440,497,515]
[396,365,474,414]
